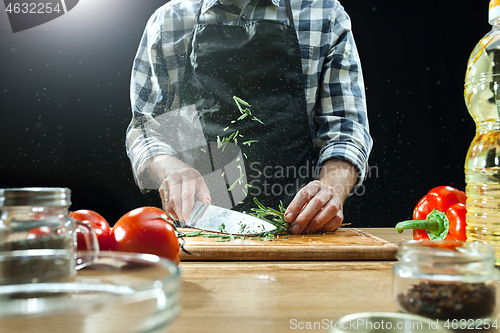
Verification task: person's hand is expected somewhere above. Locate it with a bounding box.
[159,167,211,222]
[151,155,211,222]
[284,181,344,234]
[284,159,358,234]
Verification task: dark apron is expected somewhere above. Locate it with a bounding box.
[180,0,316,212]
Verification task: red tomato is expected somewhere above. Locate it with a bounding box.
[70,210,112,251]
[26,226,53,239]
[110,207,180,265]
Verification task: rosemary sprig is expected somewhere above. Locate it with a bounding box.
[243,140,258,146]
[249,197,290,236]
[217,130,240,152]
[233,96,263,124]
[252,116,264,124]
[160,214,200,256]
[233,96,251,117]
[227,165,244,191]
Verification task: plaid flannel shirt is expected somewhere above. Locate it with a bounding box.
[127,0,372,190]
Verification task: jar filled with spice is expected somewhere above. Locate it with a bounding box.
[393,240,499,322]
[0,187,99,284]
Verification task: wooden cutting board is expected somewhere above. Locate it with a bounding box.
[179,228,398,261]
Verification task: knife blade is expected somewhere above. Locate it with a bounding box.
[187,201,277,235]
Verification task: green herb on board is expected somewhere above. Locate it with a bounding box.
[249,197,290,237]
[239,223,250,234]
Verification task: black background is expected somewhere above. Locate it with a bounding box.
[0,0,490,227]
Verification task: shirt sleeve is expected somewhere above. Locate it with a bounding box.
[126,10,178,191]
[315,4,373,189]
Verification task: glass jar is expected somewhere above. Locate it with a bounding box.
[393,240,499,322]
[0,187,99,284]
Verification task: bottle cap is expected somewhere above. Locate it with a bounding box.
[490,0,500,23]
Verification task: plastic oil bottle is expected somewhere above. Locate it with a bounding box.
[465,0,500,263]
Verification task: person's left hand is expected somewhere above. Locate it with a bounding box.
[283,180,344,234]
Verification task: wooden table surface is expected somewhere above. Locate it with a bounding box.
[168,228,423,333]
[3,228,496,332]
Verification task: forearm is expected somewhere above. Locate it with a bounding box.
[149,154,193,185]
[318,159,358,204]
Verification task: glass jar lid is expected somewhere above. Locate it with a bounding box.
[0,188,72,207]
[397,240,495,264]
[395,240,498,281]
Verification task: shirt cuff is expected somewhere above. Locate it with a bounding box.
[316,142,369,188]
[129,144,178,192]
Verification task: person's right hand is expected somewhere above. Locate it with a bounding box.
[151,155,211,222]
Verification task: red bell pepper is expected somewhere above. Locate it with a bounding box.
[395,186,467,241]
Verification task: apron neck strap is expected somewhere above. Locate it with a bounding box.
[283,0,295,31]
[194,0,296,30]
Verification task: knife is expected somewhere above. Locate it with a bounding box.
[186,201,277,235]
